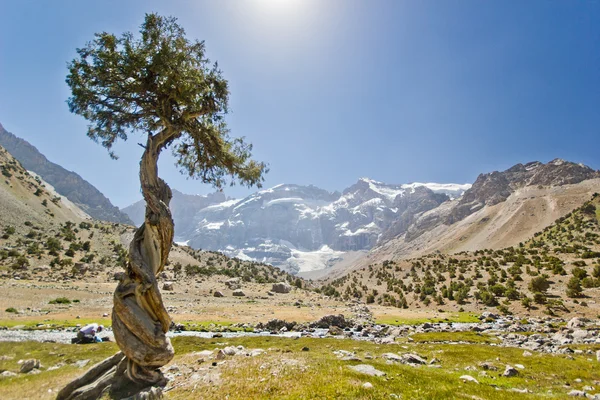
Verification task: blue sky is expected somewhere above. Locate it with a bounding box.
[1,1,598,208]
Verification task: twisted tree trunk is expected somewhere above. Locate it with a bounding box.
[58,135,175,400]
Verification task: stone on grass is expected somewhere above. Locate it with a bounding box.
[523,351,533,357]
[349,364,386,377]
[223,346,237,356]
[503,365,519,377]
[567,390,587,397]
[272,282,291,294]
[362,382,373,389]
[74,359,90,368]
[400,353,427,365]
[460,375,479,384]
[1,371,17,377]
[19,359,40,373]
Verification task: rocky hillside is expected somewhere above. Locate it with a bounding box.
[0,143,297,287]
[0,123,132,224]
[352,160,600,274]
[321,194,600,318]
[142,180,470,274]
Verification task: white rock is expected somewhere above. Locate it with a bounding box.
[460,375,479,384]
[362,382,373,389]
[349,364,386,377]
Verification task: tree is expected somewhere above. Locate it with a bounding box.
[566,277,583,298]
[58,14,266,400]
[528,275,550,294]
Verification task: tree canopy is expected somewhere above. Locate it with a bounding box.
[67,13,267,188]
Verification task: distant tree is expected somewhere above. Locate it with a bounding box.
[59,13,267,398]
[566,277,583,298]
[528,275,550,294]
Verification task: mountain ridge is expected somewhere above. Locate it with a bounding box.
[0,123,133,224]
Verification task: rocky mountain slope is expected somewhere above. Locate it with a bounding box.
[124,180,470,274]
[354,160,600,274]
[0,143,296,287]
[0,123,132,224]
[122,189,227,231]
[321,194,600,318]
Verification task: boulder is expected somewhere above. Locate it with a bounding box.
[310,314,350,329]
[225,278,241,290]
[566,317,587,329]
[503,365,519,377]
[232,290,245,297]
[460,375,479,384]
[349,364,386,377]
[19,359,40,373]
[272,282,291,294]
[213,291,224,298]
[328,326,343,336]
[162,282,174,291]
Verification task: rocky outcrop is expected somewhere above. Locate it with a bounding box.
[0,123,132,224]
[445,160,600,225]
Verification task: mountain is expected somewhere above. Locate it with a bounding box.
[321,193,600,318]
[353,160,600,275]
[122,189,228,232]
[0,123,133,224]
[139,179,470,274]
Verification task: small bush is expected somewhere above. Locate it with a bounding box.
[49,297,71,304]
[5,307,18,313]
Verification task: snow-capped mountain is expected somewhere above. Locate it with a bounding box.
[160,179,470,274]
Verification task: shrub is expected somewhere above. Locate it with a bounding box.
[49,297,71,304]
[5,307,18,313]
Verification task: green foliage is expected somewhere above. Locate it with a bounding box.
[48,297,71,304]
[4,307,18,314]
[66,13,266,188]
[566,277,583,298]
[528,275,550,293]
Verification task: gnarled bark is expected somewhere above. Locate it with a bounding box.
[58,135,175,400]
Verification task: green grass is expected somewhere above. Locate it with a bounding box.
[596,207,600,224]
[0,318,111,330]
[409,331,500,344]
[376,312,479,326]
[3,335,598,399]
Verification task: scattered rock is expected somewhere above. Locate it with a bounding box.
[328,326,343,336]
[400,353,427,365]
[523,351,533,357]
[213,291,224,298]
[567,390,587,397]
[19,359,40,373]
[1,371,17,377]
[349,364,386,377]
[223,346,237,356]
[225,278,241,290]
[362,382,373,389]
[310,314,350,329]
[232,290,245,297]
[301,347,309,352]
[503,365,519,377]
[566,317,587,329]
[162,282,174,291]
[478,362,497,371]
[272,282,292,294]
[74,359,90,368]
[460,375,479,384]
